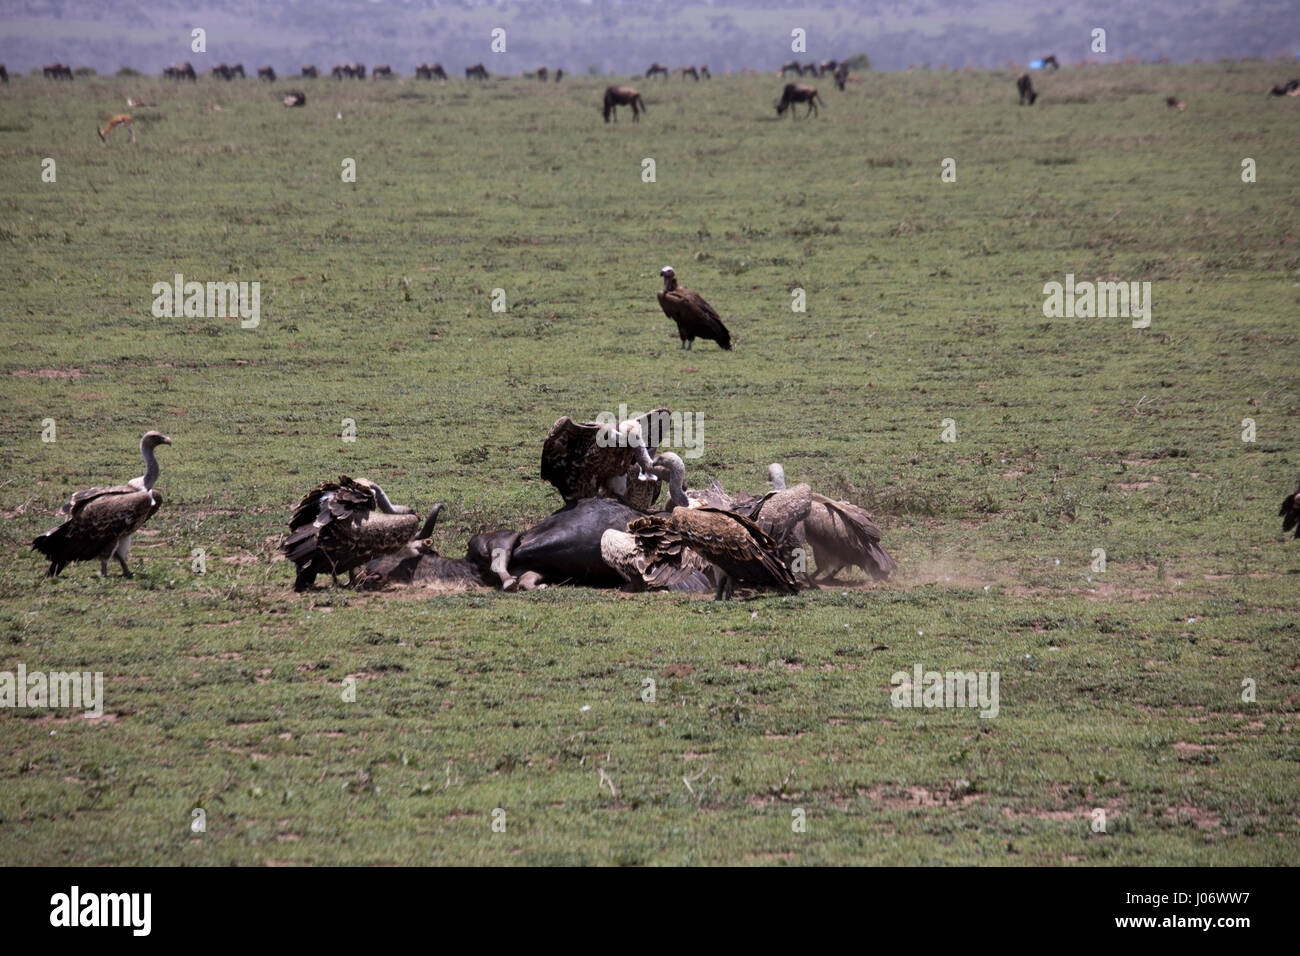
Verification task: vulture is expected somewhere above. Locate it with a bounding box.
[360,504,492,590]
[770,464,894,582]
[32,431,171,578]
[657,267,732,350]
[646,451,734,510]
[627,453,799,600]
[540,409,670,509]
[282,476,424,591]
[1281,484,1300,539]
[734,477,812,569]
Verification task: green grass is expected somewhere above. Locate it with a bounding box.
[0,63,1296,865]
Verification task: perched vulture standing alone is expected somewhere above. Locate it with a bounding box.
[657,266,732,350]
[32,431,171,577]
[282,476,423,591]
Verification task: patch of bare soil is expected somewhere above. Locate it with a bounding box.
[11,368,83,378]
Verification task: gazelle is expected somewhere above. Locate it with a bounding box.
[98,114,135,145]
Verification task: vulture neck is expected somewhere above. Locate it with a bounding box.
[769,464,787,491]
[140,440,161,490]
[663,275,679,292]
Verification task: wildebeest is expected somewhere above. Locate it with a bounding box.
[229,63,245,78]
[332,63,366,79]
[371,65,393,79]
[820,59,839,75]
[780,60,803,76]
[700,65,710,79]
[1165,96,1186,111]
[833,63,848,90]
[43,63,74,80]
[415,63,448,80]
[1017,72,1037,105]
[1268,78,1300,95]
[283,90,306,107]
[603,86,646,122]
[646,62,669,79]
[258,66,276,82]
[803,62,820,76]
[301,65,319,78]
[0,65,8,84]
[209,63,234,80]
[536,66,548,82]
[776,83,823,117]
[465,63,488,80]
[1042,54,1060,70]
[677,66,699,81]
[164,62,197,81]
[555,68,564,82]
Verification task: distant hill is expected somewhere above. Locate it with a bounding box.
[1,0,1295,76]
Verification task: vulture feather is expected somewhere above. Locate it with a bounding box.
[657,266,732,350]
[32,431,171,577]
[769,464,894,581]
[540,409,670,506]
[283,476,421,591]
[600,528,714,593]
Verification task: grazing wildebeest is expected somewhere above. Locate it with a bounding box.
[210,63,234,80]
[1268,78,1300,95]
[820,59,838,75]
[780,60,803,76]
[833,63,848,90]
[645,62,669,79]
[677,65,699,81]
[1017,72,1037,105]
[1165,96,1185,111]
[700,65,710,79]
[0,65,8,84]
[415,63,448,80]
[229,63,245,78]
[283,90,306,107]
[165,62,197,81]
[44,63,74,80]
[465,63,488,80]
[776,83,822,117]
[1042,54,1060,70]
[371,65,392,79]
[333,63,365,79]
[536,66,548,82]
[555,68,564,82]
[258,66,276,82]
[603,85,646,122]
[803,62,821,76]
[301,65,319,78]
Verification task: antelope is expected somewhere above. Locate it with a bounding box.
[603,86,646,122]
[98,114,135,145]
[776,83,822,117]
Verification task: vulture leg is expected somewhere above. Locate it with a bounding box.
[100,558,111,577]
[516,571,545,590]
[294,570,316,592]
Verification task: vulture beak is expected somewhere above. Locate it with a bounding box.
[161,435,173,445]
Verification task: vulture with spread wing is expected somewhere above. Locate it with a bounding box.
[540,408,672,509]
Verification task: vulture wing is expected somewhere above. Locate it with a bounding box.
[34,489,160,568]
[658,289,732,349]
[809,494,895,579]
[1281,487,1300,538]
[541,411,670,505]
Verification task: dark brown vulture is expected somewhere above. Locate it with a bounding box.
[628,508,798,601]
[283,90,306,107]
[282,476,423,591]
[540,409,671,508]
[1281,484,1300,538]
[32,431,171,578]
[657,266,731,350]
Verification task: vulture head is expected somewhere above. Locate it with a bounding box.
[660,266,678,291]
[618,418,657,477]
[768,463,787,491]
[651,451,690,506]
[143,431,172,450]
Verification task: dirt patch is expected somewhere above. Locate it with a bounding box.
[12,368,83,379]
[661,663,695,679]
[862,784,982,809]
[1116,481,1159,490]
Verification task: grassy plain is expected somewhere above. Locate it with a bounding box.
[0,62,1296,865]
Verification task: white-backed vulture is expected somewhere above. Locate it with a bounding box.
[600,528,713,593]
[540,409,670,508]
[769,463,894,582]
[657,267,732,350]
[283,476,423,591]
[32,431,171,577]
